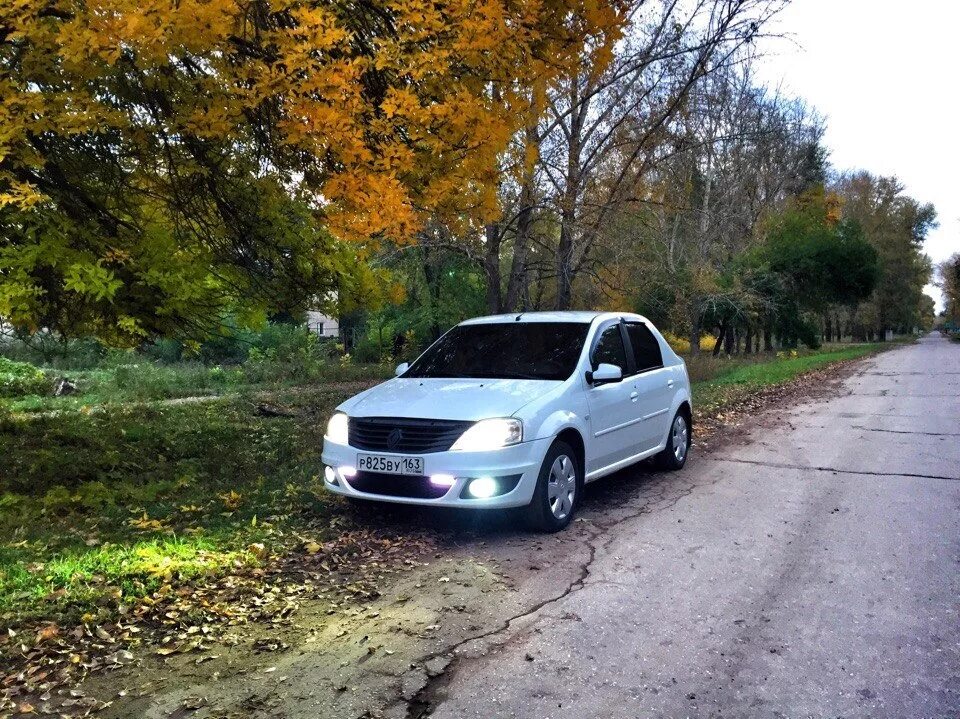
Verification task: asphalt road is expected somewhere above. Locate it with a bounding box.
[425,334,960,718]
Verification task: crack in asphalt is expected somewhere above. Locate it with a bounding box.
[705,456,960,482]
[398,475,702,718]
[850,425,960,437]
[398,530,601,719]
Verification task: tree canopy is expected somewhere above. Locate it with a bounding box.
[1,0,627,342]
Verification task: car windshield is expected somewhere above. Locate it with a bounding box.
[404,322,590,381]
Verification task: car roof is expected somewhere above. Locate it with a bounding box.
[458,311,651,326]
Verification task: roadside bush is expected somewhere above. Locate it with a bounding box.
[243,324,331,383]
[0,333,105,369]
[0,357,49,397]
[662,332,717,355]
[352,335,385,363]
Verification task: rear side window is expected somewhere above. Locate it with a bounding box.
[626,323,663,372]
[591,325,628,369]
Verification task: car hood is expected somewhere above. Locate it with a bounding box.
[341,377,562,421]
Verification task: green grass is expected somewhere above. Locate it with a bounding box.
[0,388,352,623]
[0,360,393,414]
[1,536,249,618]
[0,342,893,627]
[691,343,885,414]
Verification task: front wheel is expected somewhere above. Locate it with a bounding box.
[656,411,690,470]
[524,440,582,532]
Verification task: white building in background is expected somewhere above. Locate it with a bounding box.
[306,310,339,338]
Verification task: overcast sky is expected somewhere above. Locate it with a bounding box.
[754,0,959,311]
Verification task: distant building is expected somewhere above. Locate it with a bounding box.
[306,310,339,338]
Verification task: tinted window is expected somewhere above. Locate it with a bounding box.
[626,322,663,372]
[405,322,589,381]
[591,325,628,370]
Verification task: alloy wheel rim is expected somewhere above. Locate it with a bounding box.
[672,415,689,463]
[547,454,577,520]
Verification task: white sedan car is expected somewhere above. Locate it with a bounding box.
[322,311,692,531]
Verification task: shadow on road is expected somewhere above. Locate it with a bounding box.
[339,458,665,540]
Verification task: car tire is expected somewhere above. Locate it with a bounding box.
[524,440,582,533]
[656,410,691,470]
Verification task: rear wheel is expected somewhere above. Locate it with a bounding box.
[524,441,582,532]
[656,411,690,470]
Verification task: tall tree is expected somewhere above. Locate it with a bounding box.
[0,0,623,341]
[834,173,936,337]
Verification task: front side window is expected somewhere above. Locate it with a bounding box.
[591,325,628,370]
[405,322,590,381]
[626,322,663,372]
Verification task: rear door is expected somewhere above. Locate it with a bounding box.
[584,320,641,472]
[624,321,673,450]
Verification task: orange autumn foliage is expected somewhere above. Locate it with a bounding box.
[0,0,629,243]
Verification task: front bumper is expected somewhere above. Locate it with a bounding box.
[320,437,551,509]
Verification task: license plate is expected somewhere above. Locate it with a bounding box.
[356,453,424,475]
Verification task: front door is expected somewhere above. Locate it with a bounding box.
[585,322,640,473]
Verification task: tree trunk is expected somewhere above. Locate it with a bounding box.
[555,78,583,311]
[483,222,502,314]
[504,171,536,312]
[744,325,753,354]
[712,322,726,357]
[421,249,443,341]
[503,127,540,312]
[689,299,702,356]
[724,324,735,355]
[763,324,773,352]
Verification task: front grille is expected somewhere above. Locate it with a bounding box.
[348,417,473,453]
[345,471,450,499]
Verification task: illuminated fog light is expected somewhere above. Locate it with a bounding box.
[324,466,336,483]
[338,465,357,479]
[430,473,456,487]
[467,477,497,498]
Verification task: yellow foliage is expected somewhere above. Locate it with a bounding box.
[0,0,630,243]
[661,332,717,355]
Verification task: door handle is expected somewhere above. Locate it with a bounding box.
[630,391,639,402]
[667,380,674,388]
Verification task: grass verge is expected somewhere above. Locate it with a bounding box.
[690,343,886,415]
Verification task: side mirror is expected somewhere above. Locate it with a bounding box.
[395,362,410,377]
[588,363,622,385]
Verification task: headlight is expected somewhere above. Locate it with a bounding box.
[451,418,522,451]
[326,412,349,444]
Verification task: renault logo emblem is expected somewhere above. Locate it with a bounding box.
[387,428,403,450]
